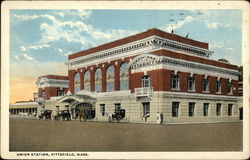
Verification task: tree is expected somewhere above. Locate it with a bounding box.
[218,58,230,63]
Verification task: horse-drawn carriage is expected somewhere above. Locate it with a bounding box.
[39,110,52,120]
[54,110,71,121]
[108,109,125,122]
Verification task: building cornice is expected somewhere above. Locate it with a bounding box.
[36,77,69,89]
[130,53,239,80]
[67,36,213,70]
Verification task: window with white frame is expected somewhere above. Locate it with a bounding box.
[202,77,209,92]
[119,63,129,90]
[142,102,150,117]
[228,104,233,116]
[141,75,151,88]
[189,102,195,117]
[227,81,233,94]
[216,79,221,93]
[42,90,46,99]
[216,103,222,116]
[203,103,209,116]
[172,102,179,117]
[74,72,80,93]
[57,90,64,96]
[94,68,102,92]
[84,71,90,91]
[188,76,195,91]
[106,65,115,92]
[171,74,179,90]
[114,103,121,114]
[100,104,105,116]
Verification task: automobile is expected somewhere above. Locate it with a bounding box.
[39,110,52,120]
[54,110,71,121]
[108,109,125,122]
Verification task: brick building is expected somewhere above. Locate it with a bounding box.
[16,28,243,124]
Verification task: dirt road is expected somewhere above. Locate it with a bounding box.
[9,118,242,151]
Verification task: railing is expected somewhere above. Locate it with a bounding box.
[134,87,153,98]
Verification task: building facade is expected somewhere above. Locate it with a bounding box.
[57,28,241,124]
[12,28,242,124]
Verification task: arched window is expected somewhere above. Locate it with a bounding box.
[106,65,114,92]
[74,73,80,93]
[141,75,151,88]
[84,71,90,91]
[95,68,102,92]
[119,63,129,90]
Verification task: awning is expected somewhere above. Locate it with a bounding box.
[57,93,96,106]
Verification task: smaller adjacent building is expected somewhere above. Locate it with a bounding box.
[36,75,69,116]
[9,75,69,117]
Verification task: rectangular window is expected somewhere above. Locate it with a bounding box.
[202,78,209,92]
[172,102,179,117]
[57,90,64,96]
[142,102,150,117]
[203,103,209,116]
[171,75,179,90]
[100,104,105,116]
[228,104,233,116]
[114,103,121,114]
[42,90,46,98]
[188,77,195,91]
[227,82,233,94]
[189,102,195,117]
[216,80,221,93]
[216,103,222,116]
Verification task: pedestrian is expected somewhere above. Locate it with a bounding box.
[160,112,164,125]
[157,112,161,124]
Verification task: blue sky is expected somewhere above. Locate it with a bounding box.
[9,9,242,102]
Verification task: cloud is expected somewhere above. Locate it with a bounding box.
[13,10,138,59]
[162,16,197,33]
[28,44,50,50]
[55,12,64,18]
[20,46,26,51]
[57,48,63,53]
[13,55,20,60]
[22,54,34,61]
[65,10,91,19]
[13,14,40,20]
[39,15,137,48]
[226,47,235,52]
[19,44,50,55]
[206,22,220,29]
[210,41,224,48]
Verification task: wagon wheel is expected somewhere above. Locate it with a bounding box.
[108,116,112,123]
[116,115,122,123]
[87,114,92,120]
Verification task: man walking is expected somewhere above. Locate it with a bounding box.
[160,112,164,125]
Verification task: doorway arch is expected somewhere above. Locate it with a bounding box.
[75,103,95,120]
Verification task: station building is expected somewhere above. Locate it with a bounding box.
[9,75,69,117]
[11,28,243,124]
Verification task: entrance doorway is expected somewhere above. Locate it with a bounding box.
[75,103,95,120]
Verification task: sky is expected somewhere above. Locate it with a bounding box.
[9,9,242,103]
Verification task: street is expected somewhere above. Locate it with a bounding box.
[9,117,242,151]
